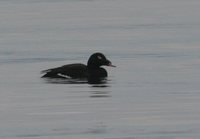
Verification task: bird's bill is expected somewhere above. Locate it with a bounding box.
[107,62,116,67]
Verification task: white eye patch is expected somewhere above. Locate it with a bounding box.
[97,56,102,60]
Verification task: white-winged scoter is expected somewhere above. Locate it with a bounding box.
[41,53,115,79]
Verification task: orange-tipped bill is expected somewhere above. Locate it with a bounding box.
[107,62,116,67]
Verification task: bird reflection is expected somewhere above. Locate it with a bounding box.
[89,78,111,98]
[89,90,111,98]
[42,77,111,98]
[87,77,108,85]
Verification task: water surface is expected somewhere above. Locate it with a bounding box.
[1,0,200,139]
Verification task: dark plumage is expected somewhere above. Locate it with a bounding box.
[41,53,115,79]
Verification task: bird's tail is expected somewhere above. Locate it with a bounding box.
[40,68,54,74]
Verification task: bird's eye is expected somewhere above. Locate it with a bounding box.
[97,56,102,60]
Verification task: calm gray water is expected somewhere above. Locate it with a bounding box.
[1,0,200,139]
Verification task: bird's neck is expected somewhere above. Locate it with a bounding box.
[87,64,100,69]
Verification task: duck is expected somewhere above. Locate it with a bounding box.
[41,52,115,79]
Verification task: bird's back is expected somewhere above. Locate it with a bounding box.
[42,63,88,78]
